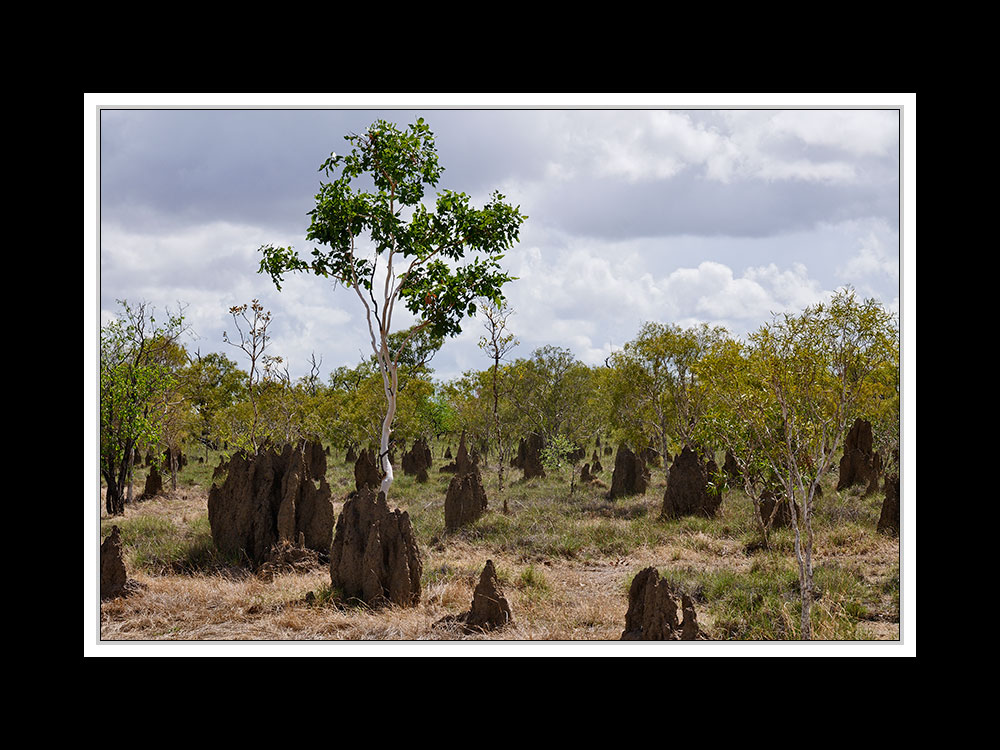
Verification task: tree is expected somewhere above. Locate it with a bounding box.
[100,300,187,515]
[259,117,526,498]
[506,346,578,441]
[149,337,195,491]
[418,386,458,442]
[441,369,493,450]
[478,299,518,506]
[185,350,246,456]
[304,351,324,396]
[696,288,898,639]
[507,346,600,492]
[222,299,280,454]
[605,321,727,466]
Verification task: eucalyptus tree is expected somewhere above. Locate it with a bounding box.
[100,300,187,515]
[506,345,578,440]
[605,321,728,465]
[695,288,898,639]
[259,118,525,499]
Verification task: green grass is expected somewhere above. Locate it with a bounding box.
[513,563,551,602]
[101,512,239,573]
[439,489,682,562]
[643,553,882,640]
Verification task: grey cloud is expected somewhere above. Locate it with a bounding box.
[530,170,898,241]
[101,109,377,234]
[100,109,547,236]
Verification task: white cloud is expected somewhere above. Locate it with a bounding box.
[658,260,829,326]
[770,109,899,156]
[100,219,363,379]
[492,241,837,376]
[100,219,287,286]
[743,262,827,311]
[836,224,900,282]
[534,109,892,188]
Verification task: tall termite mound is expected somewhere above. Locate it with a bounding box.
[660,446,722,519]
[100,525,129,599]
[621,566,699,641]
[877,473,900,536]
[329,486,422,607]
[511,433,546,480]
[402,436,433,482]
[837,418,880,493]
[444,433,488,531]
[207,440,334,566]
[609,444,648,499]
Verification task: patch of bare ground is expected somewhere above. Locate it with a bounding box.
[858,621,900,640]
[101,485,212,528]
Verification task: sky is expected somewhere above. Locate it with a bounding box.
[90,95,911,386]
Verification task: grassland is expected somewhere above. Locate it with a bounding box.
[96,443,901,644]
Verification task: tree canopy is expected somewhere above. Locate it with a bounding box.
[257,118,526,497]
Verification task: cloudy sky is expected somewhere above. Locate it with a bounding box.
[90,95,911,384]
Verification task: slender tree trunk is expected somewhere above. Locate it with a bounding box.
[786,459,817,640]
[378,358,398,498]
[490,351,508,512]
[800,476,821,639]
[104,474,122,516]
[787,488,810,639]
[103,446,131,516]
[169,449,179,491]
[125,447,135,506]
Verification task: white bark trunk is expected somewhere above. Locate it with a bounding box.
[379,371,397,497]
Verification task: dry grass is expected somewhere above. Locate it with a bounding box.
[95,451,902,647]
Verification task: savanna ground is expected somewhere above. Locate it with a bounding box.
[96,443,901,646]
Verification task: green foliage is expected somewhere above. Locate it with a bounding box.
[211,369,334,455]
[697,288,897,502]
[255,118,525,498]
[441,369,494,446]
[540,433,575,474]
[604,321,728,457]
[693,287,898,639]
[382,324,445,373]
[257,117,526,344]
[307,359,439,450]
[418,388,458,438]
[100,300,187,513]
[182,351,246,450]
[506,346,599,447]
